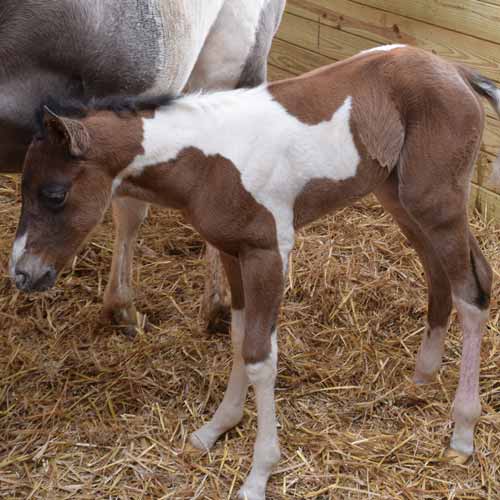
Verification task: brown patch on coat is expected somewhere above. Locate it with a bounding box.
[118,147,279,258]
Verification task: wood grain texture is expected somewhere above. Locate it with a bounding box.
[351,0,500,45]
[292,0,500,83]
[269,1,500,211]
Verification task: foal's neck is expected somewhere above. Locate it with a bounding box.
[113,87,267,209]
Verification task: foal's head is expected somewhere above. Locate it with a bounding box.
[10,100,147,292]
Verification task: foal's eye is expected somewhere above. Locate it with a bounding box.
[40,186,68,210]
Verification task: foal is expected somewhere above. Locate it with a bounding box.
[10,45,498,499]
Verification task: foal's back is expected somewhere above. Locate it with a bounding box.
[262,45,484,228]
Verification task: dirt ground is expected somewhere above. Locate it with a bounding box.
[0,173,499,499]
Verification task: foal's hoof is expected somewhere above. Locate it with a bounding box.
[184,440,206,457]
[412,370,437,385]
[189,427,216,452]
[444,447,471,465]
[238,484,266,500]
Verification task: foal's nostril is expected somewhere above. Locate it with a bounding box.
[34,268,57,291]
[14,270,31,291]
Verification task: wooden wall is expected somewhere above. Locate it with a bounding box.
[268,0,500,221]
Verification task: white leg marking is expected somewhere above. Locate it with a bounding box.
[190,309,248,450]
[239,331,280,500]
[9,232,27,277]
[450,298,487,457]
[413,323,448,384]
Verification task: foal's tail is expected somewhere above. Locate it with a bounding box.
[458,66,500,185]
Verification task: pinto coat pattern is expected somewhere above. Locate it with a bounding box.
[10,46,499,499]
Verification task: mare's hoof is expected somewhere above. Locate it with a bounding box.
[204,303,231,334]
[444,447,471,465]
[101,304,147,337]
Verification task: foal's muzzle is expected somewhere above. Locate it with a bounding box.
[14,263,57,293]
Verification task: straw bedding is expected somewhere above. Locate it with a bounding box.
[0,172,498,499]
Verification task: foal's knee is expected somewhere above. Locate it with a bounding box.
[242,329,276,367]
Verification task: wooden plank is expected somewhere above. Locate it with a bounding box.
[285,3,320,22]
[268,64,295,82]
[469,183,479,211]
[483,114,500,160]
[269,38,335,76]
[276,12,319,52]
[471,184,500,221]
[319,23,377,60]
[290,0,500,83]
[477,150,500,195]
[351,0,500,45]
[481,0,500,6]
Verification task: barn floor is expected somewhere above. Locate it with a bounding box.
[0,173,499,499]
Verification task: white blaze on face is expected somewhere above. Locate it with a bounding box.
[9,232,27,277]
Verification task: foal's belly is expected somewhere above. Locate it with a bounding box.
[293,158,391,229]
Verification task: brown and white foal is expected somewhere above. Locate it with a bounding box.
[10,46,498,499]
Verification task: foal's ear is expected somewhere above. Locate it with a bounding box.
[43,107,91,158]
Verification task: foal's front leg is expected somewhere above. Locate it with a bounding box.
[102,197,149,335]
[190,254,249,450]
[238,248,285,500]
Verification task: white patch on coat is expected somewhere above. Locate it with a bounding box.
[115,87,361,268]
[361,44,406,55]
[9,232,27,277]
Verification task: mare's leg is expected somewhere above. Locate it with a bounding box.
[238,247,286,500]
[399,147,492,464]
[102,197,149,335]
[200,244,232,332]
[186,0,285,91]
[375,173,452,384]
[188,0,285,330]
[190,253,249,450]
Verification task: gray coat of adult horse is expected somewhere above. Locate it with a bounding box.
[1,0,285,332]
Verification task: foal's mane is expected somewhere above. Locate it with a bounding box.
[34,93,178,138]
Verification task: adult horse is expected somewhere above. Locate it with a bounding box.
[1,0,285,332]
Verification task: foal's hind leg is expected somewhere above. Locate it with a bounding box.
[102,198,149,336]
[375,173,452,384]
[399,161,492,463]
